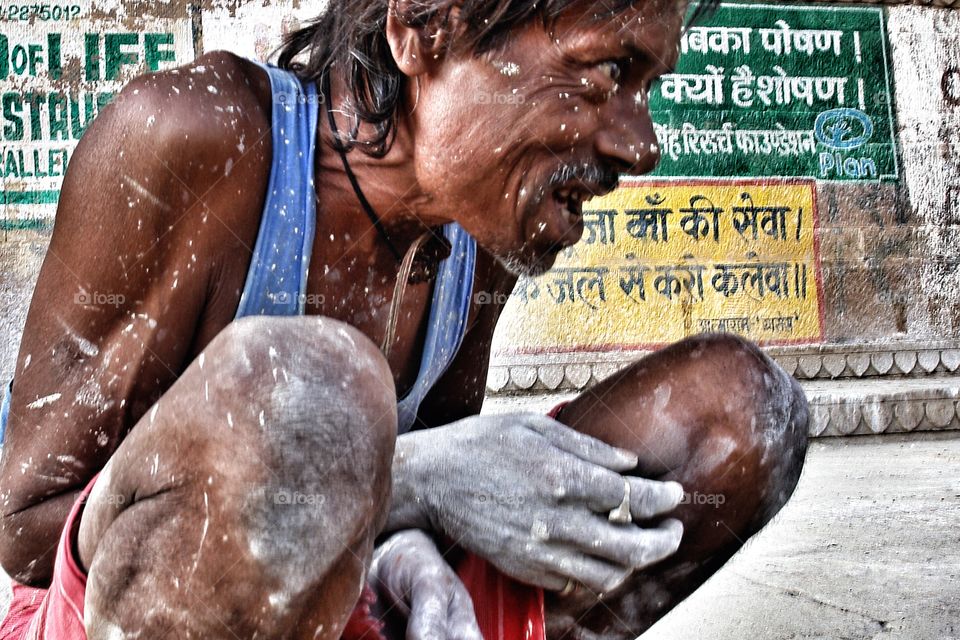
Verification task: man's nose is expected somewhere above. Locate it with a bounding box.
[593,108,661,177]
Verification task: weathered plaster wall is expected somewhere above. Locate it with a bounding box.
[800,5,960,344]
[200,0,322,62]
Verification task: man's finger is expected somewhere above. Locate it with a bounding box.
[522,415,638,471]
[559,461,632,511]
[558,465,683,520]
[447,583,483,640]
[407,585,448,640]
[629,477,684,519]
[529,544,634,595]
[545,512,685,569]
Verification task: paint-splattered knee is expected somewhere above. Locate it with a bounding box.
[748,371,809,530]
[664,335,809,546]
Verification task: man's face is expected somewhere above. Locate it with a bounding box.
[410,0,686,275]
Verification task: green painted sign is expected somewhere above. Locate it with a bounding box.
[650,2,898,182]
[0,2,195,222]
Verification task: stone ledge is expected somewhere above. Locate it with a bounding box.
[767,342,960,380]
[487,341,960,393]
[483,376,960,437]
[805,376,960,436]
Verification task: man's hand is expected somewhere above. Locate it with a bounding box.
[387,413,684,595]
[369,530,483,640]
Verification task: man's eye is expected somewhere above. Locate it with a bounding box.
[596,60,622,83]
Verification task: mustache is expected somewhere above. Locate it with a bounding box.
[546,162,621,195]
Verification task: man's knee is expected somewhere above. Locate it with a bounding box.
[81,316,397,636]
[194,315,397,455]
[208,315,394,407]
[681,332,809,537]
[749,371,808,530]
[191,314,399,545]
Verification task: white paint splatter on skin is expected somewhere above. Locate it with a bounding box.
[61,324,100,358]
[76,378,113,414]
[122,175,170,211]
[337,328,356,349]
[496,61,521,77]
[694,433,739,472]
[27,393,61,409]
[653,383,672,411]
[188,491,211,583]
[56,454,83,468]
[268,591,292,611]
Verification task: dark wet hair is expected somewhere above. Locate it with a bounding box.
[277,0,719,157]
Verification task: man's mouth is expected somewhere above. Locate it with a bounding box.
[551,187,591,226]
[527,162,619,256]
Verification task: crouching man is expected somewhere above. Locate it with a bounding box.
[0,0,807,638]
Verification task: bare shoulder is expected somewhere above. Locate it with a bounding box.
[139,50,273,137]
[57,50,277,255]
[85,50,273,170]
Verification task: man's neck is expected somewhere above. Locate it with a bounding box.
[313,88,444,265]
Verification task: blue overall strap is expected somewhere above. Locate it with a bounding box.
[232,62,477,432]
[235,62,319,318]
[0,380,11,444]
[396,223,477,433]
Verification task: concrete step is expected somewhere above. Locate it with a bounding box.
[805,375,960,436]
[486,342,960,397]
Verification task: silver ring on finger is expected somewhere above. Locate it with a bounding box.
[559,578,578,597]
[608,477,632,524]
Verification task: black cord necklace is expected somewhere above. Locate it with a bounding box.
[319,73,450,285]
[322,72,404,262]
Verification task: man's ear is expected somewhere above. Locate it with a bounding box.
[386,1,462,76]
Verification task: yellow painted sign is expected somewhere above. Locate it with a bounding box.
[492,180,824,355]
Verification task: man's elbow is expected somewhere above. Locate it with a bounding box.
[0,511,37,585]
[0,492,59,587]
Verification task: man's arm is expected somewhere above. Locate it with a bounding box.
[0,52,271,585]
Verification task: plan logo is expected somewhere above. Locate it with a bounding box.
[814,109,874,151]
[815,109,878,180]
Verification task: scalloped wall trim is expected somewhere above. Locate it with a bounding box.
[487,342,960,393]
